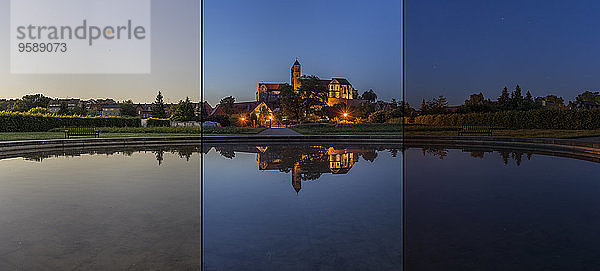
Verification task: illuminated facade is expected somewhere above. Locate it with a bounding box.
[256,60,359,106]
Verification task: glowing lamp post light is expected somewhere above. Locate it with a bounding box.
[240,117,246,127]
[268,115,273,128]
[342,112,349,123]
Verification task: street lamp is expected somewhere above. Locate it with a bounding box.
[268,115,273,128]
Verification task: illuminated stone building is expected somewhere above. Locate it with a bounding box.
[256,60,359,106]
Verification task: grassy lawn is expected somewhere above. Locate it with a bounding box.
[0,132,199,141]
[291,123,402,135]
[0,126,266,141]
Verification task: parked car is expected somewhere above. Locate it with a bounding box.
[202,121,221,127]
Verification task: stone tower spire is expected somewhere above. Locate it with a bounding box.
[291,59,301,90]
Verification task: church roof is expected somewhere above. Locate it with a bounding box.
[331,78,352,85]
[258,83,282,91]
[293,59,300,66]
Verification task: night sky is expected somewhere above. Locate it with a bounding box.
[407,0,600,106]
[204,0,402,105]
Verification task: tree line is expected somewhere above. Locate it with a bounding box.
[417,85,600,116]
[0,91,200,122]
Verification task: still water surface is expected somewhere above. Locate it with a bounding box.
[203,144,403,270]
[405,145,600,270]
[5,143,595,270]
[0,146,200,270]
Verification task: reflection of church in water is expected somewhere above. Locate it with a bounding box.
[208,144,380,194]
[256,146,374,194]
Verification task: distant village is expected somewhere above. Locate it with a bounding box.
[0,95,206,119]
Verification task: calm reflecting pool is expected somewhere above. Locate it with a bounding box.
[405,145,600,270]
[203,144,403,270]
[0,146,200,270]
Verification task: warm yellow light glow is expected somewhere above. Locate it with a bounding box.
[269,116,273,120]
[241,117,245,121]
[343,113,348,118]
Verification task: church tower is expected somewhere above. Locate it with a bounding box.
[291,59,301,90]
[292,162,302,194]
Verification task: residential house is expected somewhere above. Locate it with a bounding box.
[47,99,83,113]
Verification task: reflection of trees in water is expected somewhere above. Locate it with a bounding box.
[16,145,201,166]
[421,147,448,159]
[218,149,236,159]
[418,147,534,166]
[155,151,164,165]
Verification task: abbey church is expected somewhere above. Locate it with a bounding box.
[256,60,359,106]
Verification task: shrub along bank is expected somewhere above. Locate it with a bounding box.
[0,111,140,132]
[414,109,600,130]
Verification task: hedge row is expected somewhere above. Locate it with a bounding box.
[147,118,171,127]
[0,111,140,132]
[414,109,600,130]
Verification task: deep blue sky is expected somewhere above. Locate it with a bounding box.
[407,0,600,106]
[204,0,402,105]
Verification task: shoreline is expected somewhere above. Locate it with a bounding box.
[1,135,600,158]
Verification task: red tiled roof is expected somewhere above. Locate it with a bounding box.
[231,101,260,114]
[259,83,282,91]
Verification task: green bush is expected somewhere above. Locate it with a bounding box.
[0,111,140,132]
[98,126,201,133]
[147,118,171,127]
[368,110,388,123]
[414,109,600,130]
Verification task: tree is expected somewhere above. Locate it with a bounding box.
[353,101,376,120]
[22,94,51,109]
[459,92,494,113]
[257,104,271,126]
[420,99,427,114]
[298,75,328,120]
[542,95,564,109]
[575,91,600,104]
[420,96,448,115]
[434,96,448,113]
[10,100,31,112]
[57,101,69,115]
[120,100,137,117]
[11,94,51,112]
[510,85,524,110]
[498,87,510,110]
[171,97,197,121]
[280,83,302,123]
[572,91,600,109]
[219,96,236,114]
[524,91,534,110]
[368,110,389,123]
[0,99,13,111]
[400,101,417,118]
[69,105,87,115]
[361,89,377,102]
[152,91,167,118]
